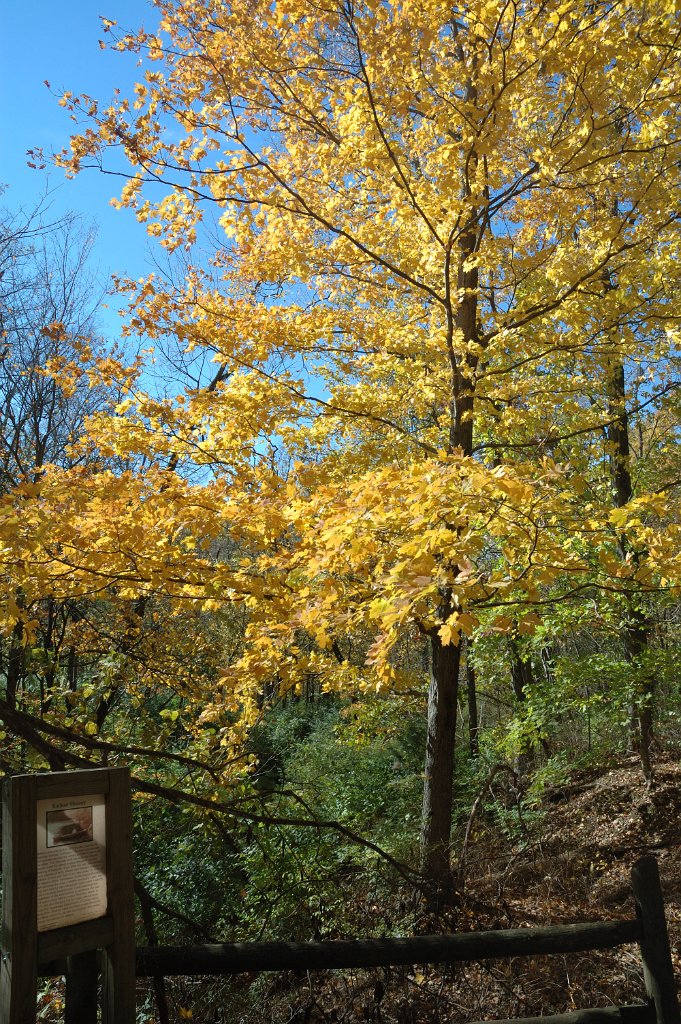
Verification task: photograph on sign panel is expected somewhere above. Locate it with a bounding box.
[45,805,94,848]
[37,792,107,931]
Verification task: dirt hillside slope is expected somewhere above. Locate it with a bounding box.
[284,757,681,1023]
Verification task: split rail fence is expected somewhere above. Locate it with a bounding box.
[42,856,679,1024]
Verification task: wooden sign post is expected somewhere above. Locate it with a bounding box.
[0,767,136,1024]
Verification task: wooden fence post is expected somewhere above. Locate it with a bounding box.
[631,857,680,1024]
[0,775,38,1024]
[101,767,136,1024]
[65,950,98,1024]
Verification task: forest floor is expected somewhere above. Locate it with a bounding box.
[201,753,681,1024]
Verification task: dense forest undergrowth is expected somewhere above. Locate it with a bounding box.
[121,740,681,1024]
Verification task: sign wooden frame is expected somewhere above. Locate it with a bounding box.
[0,767,135,1024]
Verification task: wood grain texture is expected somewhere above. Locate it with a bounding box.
[0,775,38,1024]
[469,1007,655,1024]
[1,768,137,1023]
[38,917,114,963]
[36,769,111,800]
[631,857,681,1024]
[101,768,137,1024]
[65,950,98,1024]
[136,919,642,976]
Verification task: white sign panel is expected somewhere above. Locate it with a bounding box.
[36,793,107,932]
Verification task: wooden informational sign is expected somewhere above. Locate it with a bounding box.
[37,792,107,932]
[0,767,135,1024]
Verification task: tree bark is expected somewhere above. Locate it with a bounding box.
[420,631,462,889]
[420,33,482,884]
[5,618,24,711]
[510,638,538,774]
[607,361,654,780]
[420,197,479,884]
[466,639,479,759]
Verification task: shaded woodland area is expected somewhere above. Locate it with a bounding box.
[1,0,681,1018]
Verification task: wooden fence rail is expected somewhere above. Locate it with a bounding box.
[470,1010,655,1024]
[36,856,678,1024]
[135,919,643,975]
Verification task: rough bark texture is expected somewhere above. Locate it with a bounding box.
[420,166,480,884]
[5,619,23,711]
[421,634,462,886]
[510,637,535,775]
[466,640,479,759]
[607,361,654,781]
[419,33,483,884]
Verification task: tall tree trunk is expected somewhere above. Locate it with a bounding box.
[607,361,654,780]
[510,637,535,775]
[466,639,479,759]
[420,210,479,883]
[420,33,483,885]
[510,637,551,766]
[6,618,24,711]
[420,631,461,887]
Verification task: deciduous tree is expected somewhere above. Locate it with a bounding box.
[6,0,681,885]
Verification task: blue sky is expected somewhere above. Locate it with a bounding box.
[0,1,160,315]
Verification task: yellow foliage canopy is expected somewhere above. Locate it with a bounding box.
[2,0,679,764]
